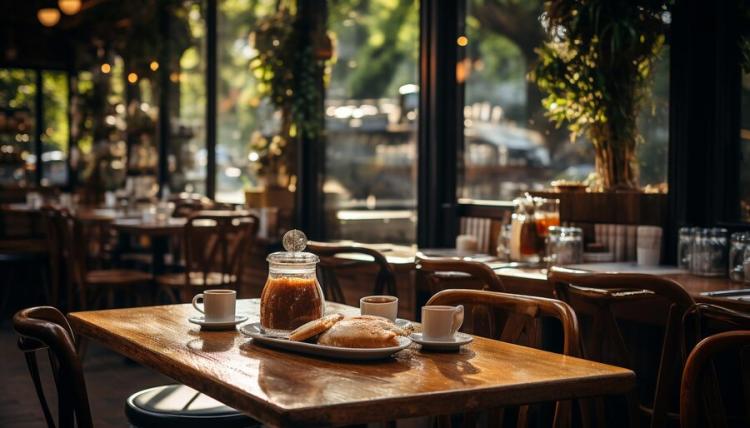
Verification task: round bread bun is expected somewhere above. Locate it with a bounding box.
[288,313,344,342]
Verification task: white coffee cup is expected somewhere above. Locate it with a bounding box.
[360,295,398,321]
[192,289,236,323]
[421,305,464,340]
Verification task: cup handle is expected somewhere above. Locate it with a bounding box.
[451,305,464,335]
[192,294,205,314]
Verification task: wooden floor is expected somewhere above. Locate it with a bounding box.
[0,320,172,427]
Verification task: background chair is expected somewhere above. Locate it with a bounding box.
[680,330,750,428]
[56,209,152,310]
[156,211,258,301]
[307,241,397,303]
[426,288,581,428]
[681,304,750,428]
[13,305,257,428]
[549,267,695,428]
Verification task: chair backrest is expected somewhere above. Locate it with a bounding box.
[416,256,505,293]
[548,266,695,428]
[13,306,92,428]
[183,211,258,287]
[306,241,397,303]
[427,289,580,427]
[427,288,580,355]
[680,330,750,428]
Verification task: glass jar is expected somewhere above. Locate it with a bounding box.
[701,228,728,277]
[677,227,693,270]
[260,230,325,336]
[729,232,749,282]
[546,226,583,266]
[690,228,707,275]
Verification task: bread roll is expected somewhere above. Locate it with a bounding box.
[288,313,344,342]
[318,316,401,348]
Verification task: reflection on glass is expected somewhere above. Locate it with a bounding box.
[41,71,69,186]
[0,69,36,186]
[215,0,276,203]
[324,0,419,244]
[460,0,669,201]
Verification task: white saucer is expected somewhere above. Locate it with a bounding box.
[189,315,249,330]
[395,318,413,330]
[409,332,473,351]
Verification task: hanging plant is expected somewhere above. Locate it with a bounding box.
[530,0,671,191]
[249,2,326,186]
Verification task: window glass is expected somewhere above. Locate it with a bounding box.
[215,0,277,203]
[459,0,669,202]
[324,0,419,244]
[0,69,36,186]
[171,1,207,194]
[740,68,750,222]
[41,71,69,186]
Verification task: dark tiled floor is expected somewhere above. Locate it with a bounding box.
[0,320,171,428]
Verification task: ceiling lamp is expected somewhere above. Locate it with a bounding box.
[58,0,82,15]
[37,8,61,27]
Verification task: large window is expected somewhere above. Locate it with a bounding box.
[0,69,36,186]
[171,1,207,194]
[458,0,670,202]
[215,0,277,203]
[323,0,419,244]
[41,71,69,186]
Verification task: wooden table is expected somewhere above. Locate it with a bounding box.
[110,218,187,273]
[338,246,750,311]
[69,299,635,427]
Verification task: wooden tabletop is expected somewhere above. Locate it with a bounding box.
[69,299,635,427]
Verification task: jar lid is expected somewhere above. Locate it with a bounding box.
[267,229,319,265]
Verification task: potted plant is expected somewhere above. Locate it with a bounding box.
[530,0,671,191]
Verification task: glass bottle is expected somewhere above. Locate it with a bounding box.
[260,229,325,336]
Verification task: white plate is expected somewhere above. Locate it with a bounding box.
[410,332,473,351]
[240,322,412,360]
[189,315,248,330]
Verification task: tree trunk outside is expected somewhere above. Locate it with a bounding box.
[591,123,639,191]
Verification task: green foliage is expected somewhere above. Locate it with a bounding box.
[530,0,671,189]
[249,2,325,180]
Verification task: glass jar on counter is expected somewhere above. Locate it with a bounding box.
[729,232,749,282]
[546,226,583,266]
[677,227,693,270]
[700,228,728,277]
[260,230,325,336]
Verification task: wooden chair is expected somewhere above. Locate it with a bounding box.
[417,255,505,293]
[548,267,695,428]
[680,330,750,428]
[306,241,397,303]
[57,209,152,310]
[426,288,581,428]
[13,306,257,428]
[156,211,258,301]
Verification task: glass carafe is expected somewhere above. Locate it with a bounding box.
[260,230,325,336]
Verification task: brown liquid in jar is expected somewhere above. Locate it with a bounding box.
[260,276,323,331]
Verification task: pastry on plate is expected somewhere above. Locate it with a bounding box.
[317,316,401,348]
[288,313,344,342]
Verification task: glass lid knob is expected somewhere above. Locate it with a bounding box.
[282,229,308,253]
